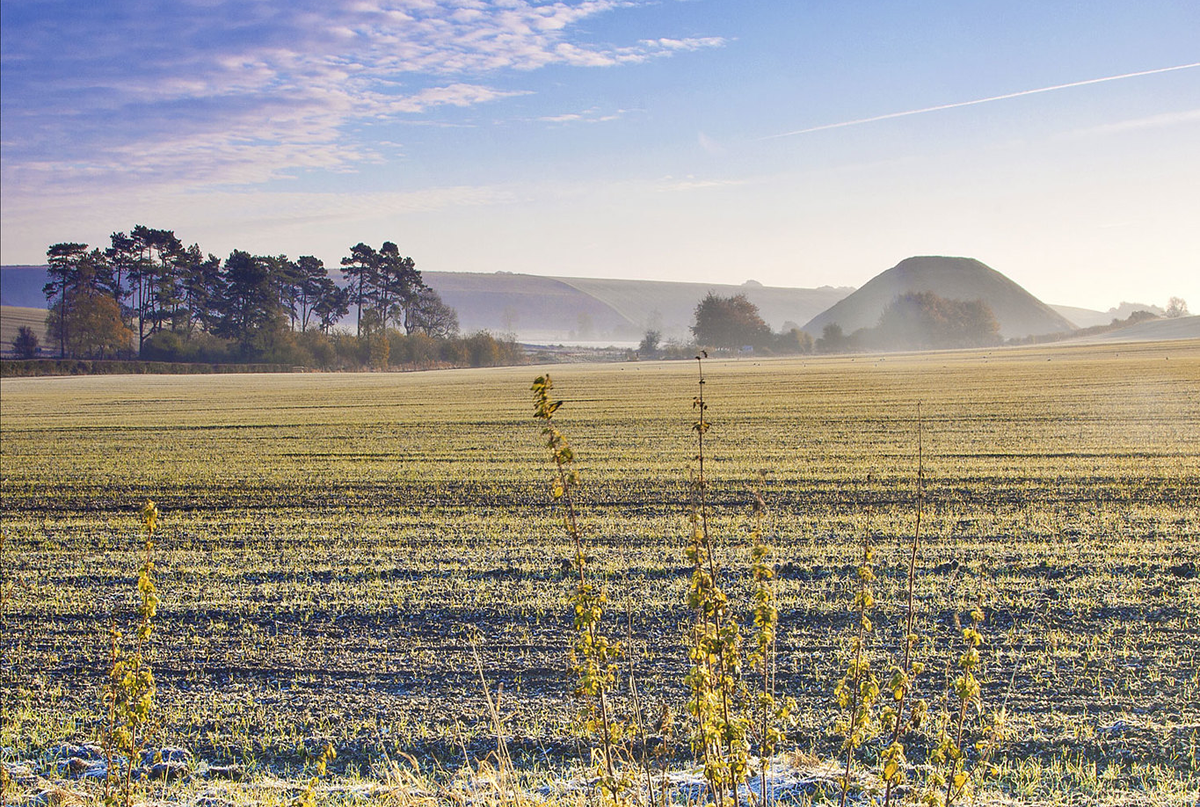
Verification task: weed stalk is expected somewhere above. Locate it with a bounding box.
[836,528,879,807]
[746,482,792,807]
[685,355,748,807]
[532,375,625,804]
[101,501,160,807]
[882,404,929,805]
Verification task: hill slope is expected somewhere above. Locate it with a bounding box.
[803,256,1076,340]
[1051,302,1169,329]
[423,272,851,342]
[536,276,849,341]
[0,266,49,308]
[420,272,631,342]
[0,306,50,357]
[1062,315,1200,344]
[3,265,851,344]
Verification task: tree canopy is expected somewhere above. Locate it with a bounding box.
[691,292,772,350]
[871,291,1001,349]
[816,292,1003,353]
[37,226,463,366]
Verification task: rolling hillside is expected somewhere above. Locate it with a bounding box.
[1051,302,1168,329]
[0,266,48,308]
[426,271,852,342]
[0,306,50,357]
[2,265,851,345]
[803,256,1076,340]
[1062,314,1200,344]
[14,261,1185,350]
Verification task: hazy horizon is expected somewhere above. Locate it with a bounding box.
[2,1,1197,311]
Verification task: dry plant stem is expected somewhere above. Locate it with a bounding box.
[692,358,720,800]
[905,406,923,680]
[624,586,658,807]
[689,358,716,795]
[883,404,925,807]
[687,355,746,807]
[471,639,512,782]
[102,617,119,805]
[756,551,771,807]
[123,611,146,799]
[839,533,871,807]
[947,701,969,807]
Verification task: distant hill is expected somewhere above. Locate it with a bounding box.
[0,306,49,357]
[1,265,852,344]
[1051,302,1167,329]
[0,266,49,308]
[1061,314,1200,344]
[803,256,1076,340]
[427,271,852,343]
[421,272,631,342]
[1050,304,1104,329]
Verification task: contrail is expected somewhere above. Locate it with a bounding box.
[761,62,1200,139]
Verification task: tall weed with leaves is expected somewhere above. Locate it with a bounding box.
[101,501,160,807]
[684,356,749,807]
[835,529,880,807]
[745,484,793,807]
[533,375,627,804]
[923,605,1006,806]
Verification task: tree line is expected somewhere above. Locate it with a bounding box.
[815,291,1003,353]
[28,226,524,369]
[665,290,1007,357]
[639,291,817,357]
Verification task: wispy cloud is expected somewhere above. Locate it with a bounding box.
[653,176,745,192]
[762,62,1200,139]
[1061,108,1200,138]
[0,0,724,196]
[697,131,724,156]
[387,84,533,113]
[538,106,629,124]
[640,37,727,52]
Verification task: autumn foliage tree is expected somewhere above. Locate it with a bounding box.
[43,242,134,358]
[47,291,135,359]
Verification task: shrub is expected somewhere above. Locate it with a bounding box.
[12,326,41,359]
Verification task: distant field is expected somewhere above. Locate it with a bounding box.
[0,305,49,357]
[2,341,1198,805]
[1064,314,1200,344]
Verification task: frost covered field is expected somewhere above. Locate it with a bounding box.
[2,340,1198,805]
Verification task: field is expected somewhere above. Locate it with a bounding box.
[2,340,1199,805]
[0,306,49,358]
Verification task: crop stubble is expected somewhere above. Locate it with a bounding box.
[1,341,1198,793]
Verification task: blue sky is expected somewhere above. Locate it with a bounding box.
[2,0,1197,310]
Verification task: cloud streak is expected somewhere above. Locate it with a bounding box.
[762,62,1200,140]
[1062,108,1200,138]
[538,106,629,124]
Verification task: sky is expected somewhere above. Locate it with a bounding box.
[2,0,1198,311]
